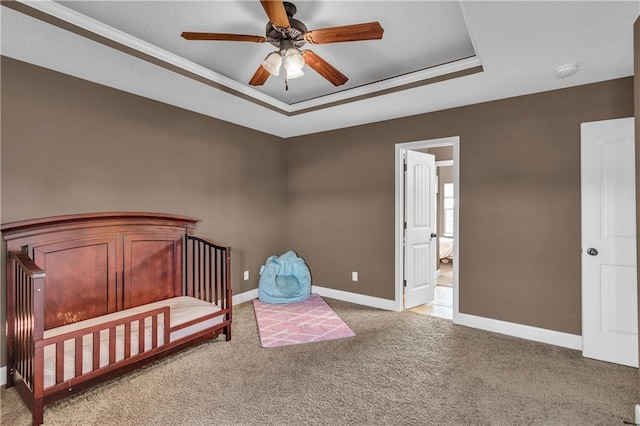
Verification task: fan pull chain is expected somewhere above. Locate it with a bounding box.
[285,76,289,91]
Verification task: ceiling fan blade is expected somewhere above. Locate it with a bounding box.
[302,50,348,86]
[181,32,266,43]
[260,0,290,28]
[304,22,384,44]
[249,65,271,86]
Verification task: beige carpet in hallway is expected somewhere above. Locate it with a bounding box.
[2,298,637,425]
[437,261,453,287]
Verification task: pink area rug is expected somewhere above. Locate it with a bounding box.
[253,293,355,348]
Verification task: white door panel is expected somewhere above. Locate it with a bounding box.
[581,117,637,367]
[405,150,437,309]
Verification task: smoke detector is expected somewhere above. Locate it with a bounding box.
[556,63,578,78]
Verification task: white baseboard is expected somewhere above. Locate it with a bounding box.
[311,285,397,311]
[232,288,582,352]
[455,312,582,350]
[635,404,640,425]
[233,286,396,311]
[233,289,258,305]
[1,366,6,386]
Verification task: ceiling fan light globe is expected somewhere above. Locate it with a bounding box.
[286,68,305,79]
[283,48,305,74]
[261,52,282,76]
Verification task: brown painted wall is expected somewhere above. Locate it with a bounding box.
[423,145,454,161]
[634,16,639,400]
[0,57,288,365]
[287,77,633,335]
[0,58,634,371]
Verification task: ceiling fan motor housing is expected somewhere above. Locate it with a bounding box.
[265,1,307,49]
[265,19,307,49]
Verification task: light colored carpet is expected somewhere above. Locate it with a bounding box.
[437,261,453,287]
[2,298,637,425]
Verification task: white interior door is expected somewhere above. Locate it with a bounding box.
[405,150,437,309]
[581,117,638,367]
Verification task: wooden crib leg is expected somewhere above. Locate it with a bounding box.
[32,398,44,426]
[5,366,15,388]
[225,325,232,341]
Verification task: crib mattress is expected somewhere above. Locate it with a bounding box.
[43,296,223,388]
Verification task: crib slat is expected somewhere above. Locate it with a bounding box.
[164,312,170,346]
[109,327,116,364]
[205,245,210,302]
[75,337,83,377]
[219,250,224,309]
[152,315,158,349]
[200,241,204,300]
[16,268,22,383]
[125,322,131,359]
[214,247,218,304]
[195,241,199,299]
[20,267,24,381]
[138,319,145,353]
[191,239,196,298]
[214,249,219,306]
[222,249,226,309]
[56,342,64,384]
[92,332,100,370]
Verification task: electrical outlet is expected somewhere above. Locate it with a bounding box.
[352,271,358,282]
[243,270,249,281]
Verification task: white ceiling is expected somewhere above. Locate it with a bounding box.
[55,1,476,104]
[1,1,638,138]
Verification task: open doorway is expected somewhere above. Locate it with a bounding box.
[395,137,459,322]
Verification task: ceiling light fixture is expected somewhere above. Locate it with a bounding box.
[259,40,306,90]
[182,1,384,89]
[283,48,305,79]
[261,52,282,76]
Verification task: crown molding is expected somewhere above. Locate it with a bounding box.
[11,0,288,107]
[10,0,482,115]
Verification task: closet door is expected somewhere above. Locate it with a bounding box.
[122,233,183,308]
[33,236,118,329]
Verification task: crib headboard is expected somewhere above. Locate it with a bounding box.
[2,212,199,329]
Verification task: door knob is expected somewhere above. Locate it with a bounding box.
[431,233,437,238]
[586,248,598,256]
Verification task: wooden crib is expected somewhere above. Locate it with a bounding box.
[1,212,232,425]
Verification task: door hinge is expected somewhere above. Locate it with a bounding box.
[403,279,407,287]
[403,163,407,172]
[403,221,407,230]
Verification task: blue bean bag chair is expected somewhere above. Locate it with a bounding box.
[258,250,311,304]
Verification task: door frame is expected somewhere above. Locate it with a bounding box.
[395,136,460,321]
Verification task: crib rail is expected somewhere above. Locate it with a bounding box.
[39,306,170,395]
[7,251,45,398]
[186,235,231,312]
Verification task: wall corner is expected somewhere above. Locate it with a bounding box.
[634,15,640,405]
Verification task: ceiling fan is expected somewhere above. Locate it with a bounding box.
[181,0,384,90]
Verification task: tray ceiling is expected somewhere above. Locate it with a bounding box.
[1,1,638,137]
[57,1,477,105]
